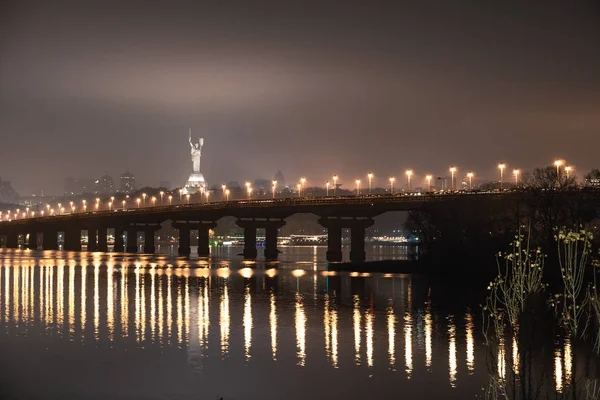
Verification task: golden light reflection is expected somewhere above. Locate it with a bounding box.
[465,313,475,373]
[150,267,156,342]
[167,273,172,344]
[512,334,519,375]
[81,263,86,341]
[425,306,432,369]
[270,290,277,361]
[265,268,277,278]
[555,348,563,393]
[366,310,374,368]
[184,276,190,345]
[387,302,396,369]
[220,281,230,358]
[448,317,457,387]
[244,285,252,361]
[564,338,572,386]
[177,281,183,345]
[295,292,306,366]
[292,269,306,278]
[94,262,100,340]
[68,263,75,338]
[120,267,128,338]
[239,267,254,279]
[324,295,331,363]
[331,303,339,368]
[13,264,19,327]
[158,273,164,344]
[4,266,8,322]
[57,262,64,329]
[135,265,141,342]
[353,295,361,365]
[498,337,506,382]
[405,312,413,378]
[107,262,114,341]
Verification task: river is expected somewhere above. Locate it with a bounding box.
[0,246,581,399]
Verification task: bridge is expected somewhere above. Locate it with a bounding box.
[0,190,595,263]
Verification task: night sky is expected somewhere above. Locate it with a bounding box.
[1,1,599,195]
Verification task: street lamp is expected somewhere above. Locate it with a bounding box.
[142,193,147,206]
[300,177,306,196]
[333,175,338,196]
[297,183,301,198]
[108,201,113,211]
[426,175,432,192]
[205,190,210,203]
[513,169,520,187]
[467,172,474,190]
[160,191,165,204]
[498,163,506,190]
[179,188,183,203]
[449,167,457,191]
[389,177,395,194]
[168,195,172,205]
[326,181,330,196]
[225,189,230,201]
[406,170,413,192]
[554,159,564,176]
[272,180,277,199]
[186,194,191,204]
[565,165,572,179]
[367,173,373,194]
[151,196,156,207]
[246,182,252,199]
[222,184,227,199]
[122,200,126,210]
[136,198,141,208]
[355,179,361,195]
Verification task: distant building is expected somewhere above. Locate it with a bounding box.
[0,178,19,203]
[120,171,136,194]
[274,170,285,187]
[64,177,96,196]
[585,177,600,187]
[95,174,115,194]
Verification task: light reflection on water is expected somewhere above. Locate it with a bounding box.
[0,247,581,399]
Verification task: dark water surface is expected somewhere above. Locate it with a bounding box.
[0,246,575,399]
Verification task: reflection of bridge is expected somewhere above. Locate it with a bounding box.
[0,191,594,262]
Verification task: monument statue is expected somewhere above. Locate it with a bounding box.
[184,129,207,194]
[189,129,204,173]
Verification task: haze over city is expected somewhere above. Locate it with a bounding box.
[1,1,599,195]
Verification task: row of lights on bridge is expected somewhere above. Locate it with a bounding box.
[0,160,573,221]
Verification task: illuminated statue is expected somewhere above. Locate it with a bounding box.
[189,129,204,173]
[184,129,207,194]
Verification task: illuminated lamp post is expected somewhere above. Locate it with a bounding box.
[333,175,338,196]
[426,175,432,192]
[272,180,277,199]
[449,167,457,191]
[326,181,330,196]
[498,163,506,191]
[406,170,413,192]
[367,173,373,194]
[389,177,395,194]
[355,179,361,196]
[467,172,474,190]
[513,169,520,187]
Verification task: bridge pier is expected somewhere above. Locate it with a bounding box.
[126,227,138,253]
[319,217,374,263]
[114,227,125,252]
[142,224,161,254]
[87,228,97,252]
[97,227,108,252]
[196,222,216,257]
[236,218,286,260]
[28,232,38,250]
[64,229,81,251]
[173,223,191,256]
[43,230,58,250]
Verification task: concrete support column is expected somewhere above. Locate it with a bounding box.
[243,226,258,259]
[326,225,343,262]
[177,227,191,256]
[43,230,58,250]
[87,228,97,252]
[64,229,81,251]
[126,227,137,253]
[144,229,156,254]
[114,228,124,252]
[264,226,278,260]
[97,227,108,252]
[28,232,38,250]
[350,225,366,263]
[197,226,210,257]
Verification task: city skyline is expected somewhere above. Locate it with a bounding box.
[1,2,599,195]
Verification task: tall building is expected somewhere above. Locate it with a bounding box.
[274,170,285,187]
[95,174,115,194]
[64,177,96,196]
[0,178,19,203]
[120,171,136,194]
